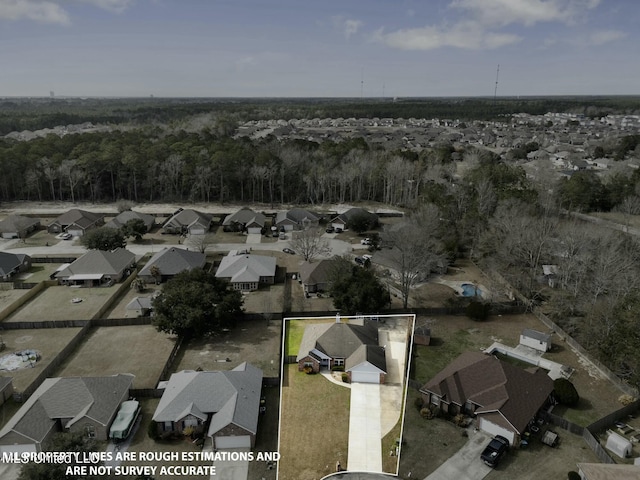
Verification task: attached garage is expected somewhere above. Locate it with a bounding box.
[246,226,262,235]
[349,361,385,384]
[478,417,516,445]
[214,435,252,449]
[189,226,206,235]
[67,228,84,237]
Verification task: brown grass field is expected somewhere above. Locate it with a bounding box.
[54,325,177,388]
[6,284,117,322]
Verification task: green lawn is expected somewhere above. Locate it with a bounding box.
[412,328,475,384]
[284,319,306,357]
[278,364,350,480]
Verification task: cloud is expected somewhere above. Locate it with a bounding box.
[377,0,603,51]
[0,0,134,25]
[450,0,601,27]
[76,0,134,14]
[376,21,521,50]
[332,15,363,39]
[587,29,626,46]
[0,0,70,24]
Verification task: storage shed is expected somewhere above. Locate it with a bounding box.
[519,329,552,353]
[605,431,632,459]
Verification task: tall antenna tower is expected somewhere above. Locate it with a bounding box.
[493,64,500,104]
[360,68,364,99]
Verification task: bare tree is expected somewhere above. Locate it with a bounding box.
[615,195,640,232]
[290,228,331,262]
[382,205,447,308]
[187,233,216,254]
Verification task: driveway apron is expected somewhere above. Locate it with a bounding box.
[425,429,492,480]
[348,382,382,473]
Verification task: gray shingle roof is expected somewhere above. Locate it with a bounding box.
[138,247,205,277]
[275,208,319,227]
[51,209,103,230]
[0,374,134,444]
[153,362,263,437]
[345,344,386,372]
[56,248,135,278]
[222,208,266,228]
[164,209,212,230]
[299,259,335,287]
[0,252,29,277]
[315,322,379,359]
[215,254,276,283]
[521,329,551,343]
[105,210,155,230]
[0,215,40,234]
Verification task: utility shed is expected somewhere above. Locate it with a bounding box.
[605,431,632,459]
[519,329,552,353]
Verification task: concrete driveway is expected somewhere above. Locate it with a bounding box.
[425,429,493,480]
[211,448,250,480]
[348,383,382,473]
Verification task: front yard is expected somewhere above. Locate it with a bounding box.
[278,364,350,480]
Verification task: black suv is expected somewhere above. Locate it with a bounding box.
[480,435,509,467]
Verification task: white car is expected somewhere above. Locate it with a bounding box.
[360,238,372,245]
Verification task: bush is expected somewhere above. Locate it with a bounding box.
[420,407,435,419]
[466,300,491,321]
[618,394,636,406]
[414,397,425,410]
[303,365,314,374]
[554,378,579,406]
[453,413,467,427]
[331,365,345,372]
[341,372,349,383]
[147,421,159,440]
[567,471,581,480]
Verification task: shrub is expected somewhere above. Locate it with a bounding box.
[183,425,195,437]
[147,421,159,440]
[554,378,579,406]
[331,365,345,372]
[414,397,425,410]
[618,394,636,406]
[420,407,435,419]
[466,300,491,321]
[567,471,581,480]
[453,413,467,427]
[341,372,349,383]
[303,365,314,374]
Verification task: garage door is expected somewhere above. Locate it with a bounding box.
[0,443,37,454]
[214,435,251,449]
[68,229,83,237]
[478,418,515,445]
[247,227,261,235]
[189,228,205,235]
[350,371,380,384]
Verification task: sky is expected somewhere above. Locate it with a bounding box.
[0,0,638,97]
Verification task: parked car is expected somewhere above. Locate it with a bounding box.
[283,248,295,255]
[279,232,287,240]
[335,227,343,233]
[480,435,509,467]
[360,237,372,245]
[325,226,335,233]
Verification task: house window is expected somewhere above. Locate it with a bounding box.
[304,361,313,368]
[431,395,440,405]
[334,358,344,366]
[84,424,95,438]
[163,421,173,431]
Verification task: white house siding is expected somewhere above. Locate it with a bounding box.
[247,227,262,234]
[478,417,516,445]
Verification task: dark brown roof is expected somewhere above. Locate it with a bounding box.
[315,321,379,360]
[420,351,553,434]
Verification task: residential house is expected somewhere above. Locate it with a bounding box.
[0,374,133,453]
[215,253,276,291]
[126,297,153,317]
[47,209,104,236]
[330,207,378,231]
[519,329,552,353]
[296,319,386,384]
[0,215,40,239]
[163,209,212,235]
[298,259,336,293]
[222,208,266,234]
[104,210,155,231]
[420,351,553,446]
[152,362,263,449]
[0,252,31,281]
[138,247,206,284]
[55,248,135,287]
[274,208,320,231]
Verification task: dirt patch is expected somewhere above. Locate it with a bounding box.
[172,319,282,379]
[54,325,177,388]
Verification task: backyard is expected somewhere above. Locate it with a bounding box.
[54,325,177,388]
